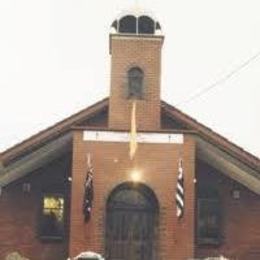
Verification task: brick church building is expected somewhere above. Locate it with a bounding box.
[0,9,260,260]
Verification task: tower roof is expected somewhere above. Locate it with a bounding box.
[110,8,162,35]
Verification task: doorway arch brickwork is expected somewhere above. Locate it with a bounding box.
[105,182,159,260]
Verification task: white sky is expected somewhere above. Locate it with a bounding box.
[0,0,259,158]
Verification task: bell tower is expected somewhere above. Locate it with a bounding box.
[108,10,164,131]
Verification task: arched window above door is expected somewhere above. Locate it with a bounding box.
[107,183,158,211]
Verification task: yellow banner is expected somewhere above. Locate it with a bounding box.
[129,100,137,160]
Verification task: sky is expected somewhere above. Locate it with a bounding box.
[0,0,259,157]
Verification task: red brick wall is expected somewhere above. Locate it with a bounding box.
[0,154,71,260]
[108,35,163,131]
[69,130,196,259]
[1,132,259,260]
[195,161,260,260]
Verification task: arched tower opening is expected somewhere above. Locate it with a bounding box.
[110,10,162,35]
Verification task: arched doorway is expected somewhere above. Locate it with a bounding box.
[105,183,159,260]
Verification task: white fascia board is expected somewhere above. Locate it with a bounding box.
[83,130,184,144]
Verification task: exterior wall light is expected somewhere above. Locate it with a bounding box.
[131,169,141,183]
[232,189,240,199]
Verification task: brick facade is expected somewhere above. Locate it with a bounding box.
[0,142,259,259]
[108,35,163,131]
[69,131,196,259]
[0,154,71,260]
[195,161,260,259]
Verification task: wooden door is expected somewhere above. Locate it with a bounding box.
[106,184,158,260]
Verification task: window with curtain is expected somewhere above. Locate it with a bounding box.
[38,194,65,240]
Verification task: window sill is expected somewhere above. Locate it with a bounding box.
[39,235,64,242]
[127,96,144,101]
[197,238,221,247]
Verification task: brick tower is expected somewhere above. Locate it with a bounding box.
[69,9,195,260]
[108,10,164,131]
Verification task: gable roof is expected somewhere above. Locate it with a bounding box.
[0,98,109,167]
[161,101,260,173]
[1,98,259,169]
[0,98,259,191]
